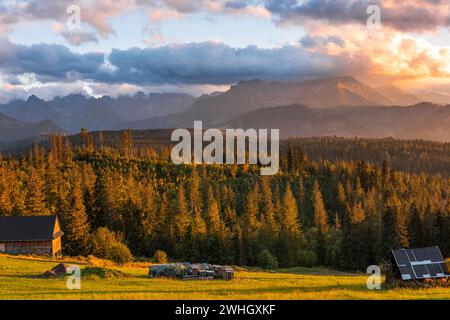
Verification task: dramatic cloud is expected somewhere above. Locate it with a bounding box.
[1,0,449,101]
[0,39,105,83]
[0,0,142,36]
[1,0,270,42]
[104,42,344,85]
[265,0,450,33]
[1,33,449,89]
[2,0,449,40]
[0,39,369,86]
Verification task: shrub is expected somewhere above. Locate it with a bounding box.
[257,249,279,270]
[81,267,131,279]
[296,249,318,267]
[153,250,168,264]
[90,227,133,264]
[108,243,133,265]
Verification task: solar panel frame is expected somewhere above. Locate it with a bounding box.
[391,246,450,281]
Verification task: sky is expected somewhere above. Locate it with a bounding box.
[0,0,449,102]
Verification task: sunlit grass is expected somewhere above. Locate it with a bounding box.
[0,254,449,300]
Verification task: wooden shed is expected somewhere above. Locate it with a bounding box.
[0,215,63,258]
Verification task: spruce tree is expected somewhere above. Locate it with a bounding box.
[312,180,329,264]
[380,195,409,258]
[26,168,50,216]
[312,180,329,234]
[278,184,302,267]
[260,177,278,250]
[61,176,90,256]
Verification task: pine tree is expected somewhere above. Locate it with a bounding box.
[244,183,261,265]
[260,177,278,250]
[159,191,171,248]
[139,183,158,255]
[61,176,90,256]
[26,168,50,216]
[408,202,423,247]
[205,185,226,262]
[312,180,329,234]
[189,167,203,218]
[206,185,222,235]
[278,184,302,267]
[312,180,329,264]
[380,195,409,258]
[0,168,13,215]
[174,185,190,239]
[281,184,301,237]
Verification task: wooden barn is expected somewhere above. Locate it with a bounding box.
[0,215,64,258]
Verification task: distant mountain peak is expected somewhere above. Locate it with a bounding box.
[27,95,45,103]
[236,79,266,86]
[325,76,359,83]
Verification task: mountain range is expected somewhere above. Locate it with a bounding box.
[0,92,195,134]
[1,76,449,143]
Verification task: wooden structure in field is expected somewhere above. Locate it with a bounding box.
[0,216,64,257]
[391,246,450,281]
[149,263,234,281]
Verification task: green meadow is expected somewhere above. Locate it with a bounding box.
[0,254,449,300]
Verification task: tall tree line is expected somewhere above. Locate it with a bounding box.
[0,132,448,271]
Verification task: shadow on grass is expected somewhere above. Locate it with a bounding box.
[0,274,44,279]
[0,281,375,299]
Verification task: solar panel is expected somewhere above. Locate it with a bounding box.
[391,246,450,281]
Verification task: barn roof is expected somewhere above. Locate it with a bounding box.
[0,215,63,241]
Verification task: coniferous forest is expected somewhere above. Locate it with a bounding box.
[0,131,448,271]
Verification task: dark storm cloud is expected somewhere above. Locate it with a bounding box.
[0,40,367,85]
[0,40,105,82]
[104,42,339,85]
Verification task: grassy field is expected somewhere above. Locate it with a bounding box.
[0,254,449,300]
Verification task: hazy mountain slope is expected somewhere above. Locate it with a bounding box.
[417,92,450,105]
[336,103,444,136]
[377,84,421,106]
[102,92,195,121]
[394,105,450,142]
[223,104,384,139]
[57,99,124,132]
[291,76,392,108]
[223,103,450,141]
[114,112,185,130]
[0,112,60,143]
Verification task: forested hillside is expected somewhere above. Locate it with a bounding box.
[0,132,448,271]
[284,137,450,177]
